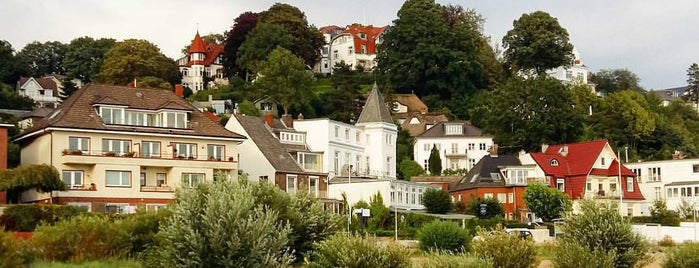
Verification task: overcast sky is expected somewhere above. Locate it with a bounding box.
[2,0,698,90]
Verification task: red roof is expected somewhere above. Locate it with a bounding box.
[336,24,387,55]
[318,25,344,34]
[184,32,224,67]
[188,32,206,54]
[18,77,60,96]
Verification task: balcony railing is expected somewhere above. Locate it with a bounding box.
[140,185,174,192]
[61,149,237,162]
[444,149,467,157]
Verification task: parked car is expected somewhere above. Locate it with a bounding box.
[506,228,533,240]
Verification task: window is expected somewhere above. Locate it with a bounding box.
[164,112,187,128]
[509,169,528,184]
[556,178,565,192]
[286,175,297,194]
[62,170,83,188]
[361,44,367,54]
[141,141,161,157]
[106,170,131,187]
[334,151,339,172]
[479,143,486,150]
[102,139,130,156]
[484,193,493,199]
[100,107,124,124]
[334,126,339,137]
[565,70,573,79]
[468,143,475,150]
[348,46,353,55]
[654,187,662,200]
[424,143,430,151]
[68,137,89,154]
[156,173,166,186]
[345,128,350,140]
[648,167,661,182]
[451,143,458,154]
[508,193,514,204]
[423,159,428,171]
[586,182,592,191]
[333,50,338,59]
[469,158,476,169]
[67,202,91,212]
[207,144,224,160]
[626,177,634,192]
[309,176,319,197]
[345,152,351,169]
[497,193,506,203]
[550,159,559,166]
[173,143,197,158]
[298,153,321,171]
[140,173,146,187]
[601,157,606,166]
[146,204,166,212]
[181,173,204,188]
[355,132,360,142]
[105,203,129,214]
[259,175,268,183]
[694,164,699,173]
[610,182,617,192]
[445,124,462,135]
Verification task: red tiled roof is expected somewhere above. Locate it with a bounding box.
[183,32,224,67]
[318,25,344,34]
[337,24,387,55]
[188,32,206,54]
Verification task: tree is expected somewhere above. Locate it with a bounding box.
[554,200,649,268]
[422,188,451,214]
[368,192,390,230]
[252,47,314,115]
[589,69,643,94]
[502,11,573,74]
[257,3,325,68]
[395,126,415,171]
[63,36,116,83]
[223,12,259,79]
[428,144,442,175]
[471,226,537,268]
[0,83,34,110]
[522,182,571,222]
[398,159,424,181]
[417,220,470,252]
[471,75,583,153]
[0,40,26,84]
[316,62,365,123]
[96,39,180,86]
[649,199,680,226]
[0,164,65,204]
[236,23,293,73]
[16,41,67,76]
[591,90,655,150]
[686,63,699,103]
[237,99,261,116]
[466,197,504,219]
[59,77,78,101]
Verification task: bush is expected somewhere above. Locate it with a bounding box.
[308,234,410,268]
[0,231,31,268]
[523,182,571,222]
[664,242,699,268]
[650,199,681,226]
[418,252,493,268]
[554,240,616,268]
[658,235,676,247]
[0,204,81,231]
[466,197,504,219]
[465,217,503,232]
[554,200,649,268]
[470,226,537,268]
[417,220,470,252]
[422,188,452,214]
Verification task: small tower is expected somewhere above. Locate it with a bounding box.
[356,83,397,179]
[186,32,207,92]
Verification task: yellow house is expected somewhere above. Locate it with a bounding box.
[14,84,246,213]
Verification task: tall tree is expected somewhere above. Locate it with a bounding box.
[591,90,655,150]
[0,40,26,84]
[523,182,571,222]
[472,76,583,153]
[257,3,324,68]
[63,37,116,83]
[685,63,699,103]
[223,12,259,79]
[96,39,180,86]
[59,78,78,101]
[16,41,67,76]
[502,11,573,74]
[253,47,314,115]
[236,23,293,73]
[0,83,34,110]
[428,144,442,175]
[316,62,365,123]
[589,68,643,94]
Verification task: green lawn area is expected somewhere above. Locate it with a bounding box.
[31,260,142,268]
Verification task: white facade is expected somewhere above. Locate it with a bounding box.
[545,48,590,85]
[17,77,60,108]
[625,158,699,214]
[177,54,226,93]
[414,136,493,173]
[329,179,439,210]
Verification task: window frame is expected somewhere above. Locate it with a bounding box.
[286,174,298,194]
[62,170,84,188]
[181,173,204,188]
[102,139,131,156]
[68,136,90,154]
[141,141,161,158]
[172,142,197,158]
[105,170,131,187]
[207,144,225,160]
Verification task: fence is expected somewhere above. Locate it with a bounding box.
[632,222,699,242]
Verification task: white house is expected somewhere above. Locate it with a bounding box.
[328,177,439,210]
[176,32,226,92]
[316,25,345,74]
[546,47,590,86]
[413,121,494,173]
[325,24,387,73]
[625,157,699,214]
[16,77,61,108]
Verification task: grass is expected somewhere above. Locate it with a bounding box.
[536,242,557,263]
[31,260,143,268]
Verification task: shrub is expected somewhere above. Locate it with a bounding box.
[465,217,503,232]
[398,158,425,180]
[470,226,537,268]
[422,188,452,214]
[0,204,81,231]
[418,252,493,268]
[554,240,616,268]
[664,242,699,268]
[554,200,649,268]
[417,220,470,252]
[466,197,504,219]
[523,182,571,222]
[308,234,410,268]
[649,199,681,226]
[0,231,31,268]
[658,235,676,247]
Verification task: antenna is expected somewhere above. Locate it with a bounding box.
[363,8,366,25]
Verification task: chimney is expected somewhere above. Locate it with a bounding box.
[264,113,274,128]
[541,143,549,153]
[673,150,685,160]
[297,113,304,120]
[559,145,569,157]
[489,144,499,157]
[174,84,184,98]
[281,114,293,128]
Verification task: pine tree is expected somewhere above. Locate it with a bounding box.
[686,63,699,103]
[428,144,442,176]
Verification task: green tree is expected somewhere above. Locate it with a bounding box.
[395,126,415,172]
[471,76,583,153]
[522,182,571,222]
[422,188,452,214]
[554,200,649,268]
[16,41,67,76]
[0,83,34,110]
[63,36,116,83]
[96,39,180,86]
[664,242,699,268]
[316,62,365,123]
[309,234,410,268]
[253,47,314,115]
[133,76,172,90]
[59,77,78,100]
[398,159,424,181]
[0,164,66,204]
[0,40,26,84]
[428,144,442,175]
[466,197,504,219]
[236,23,294,73]
[502,11,573,74]
[649,199,680,226]
[589,69,644,94]
[223,12,259,79]
[686,63,699,103]
[471,226,537,268]
[591,90,655,150]
[417,220,470,252]
[257,3,325,68]
[237,99,261,116]
[368,192,390,230]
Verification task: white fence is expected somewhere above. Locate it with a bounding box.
[632,222,699,242]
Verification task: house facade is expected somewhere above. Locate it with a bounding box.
[325,24,387,73]
[176,32,226,92]
[413,121,493,173]
[16,77,61,108]
[0,123,12,203]
[392,93,448,137]
[14,84,246,213]
[328,177,439,210]
[545,48,590,86]
[625,158,699,214]
[316,25,345,74]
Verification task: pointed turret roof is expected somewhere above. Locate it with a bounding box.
[188,32,206,54]
[357,83,393,124]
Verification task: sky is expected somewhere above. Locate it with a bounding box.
[2,0,698,90]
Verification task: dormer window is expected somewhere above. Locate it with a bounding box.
[280,131,305,144]
[550,159,559,166]
[100,106,124,124]
[164,112,187,128]
[444,124,463,135]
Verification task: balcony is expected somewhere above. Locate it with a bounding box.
[593,190,621,199]
[445,149,467,158]
[61,149,237,169]
[140,185,174,192]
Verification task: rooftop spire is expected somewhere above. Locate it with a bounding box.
[188,31,206,54]
[357,82,393,124]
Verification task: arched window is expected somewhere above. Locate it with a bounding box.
[550,159,559,166]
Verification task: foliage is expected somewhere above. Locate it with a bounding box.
[522,182,571,222]
[686,63,699,103]
[133,76,171,90]
[31,260,144,268]
[63,36,116,83]
[428,144,442,176]
[236,23,293,72]
[417,220,470,252]
[502,11,573,74]
[398,159,425,181]
[0,82,35,110]
[464,217,504,232]
[16,41,67,77]
[0,165,66,204]
[395,126,415,174]
[657,235,676,247]
[470,75,583,153]
[422,188,452,214]
[308,234,410,268]
[466,197,504,219]
[59,78,78,100]
[237,99,261,116]
[471,226,537,268]
[442,168,467,176]
[223,12,259,79]
[675,198,695,219]
[368,192,391,230]
[664,242,699,268]
[0,230,32,268]
[96,39,180,86]
[553,240,616,268]
[0,40,26,84]
[649,199,681,226]
[0,204,81,232]
[417,252,493,268]
[252,47,315,115]
[589,68,643,94]
[257,3,325,68]
[555,200,650,268]
[315,62,365,123]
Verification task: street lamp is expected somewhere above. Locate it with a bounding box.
[347,165,353,234]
